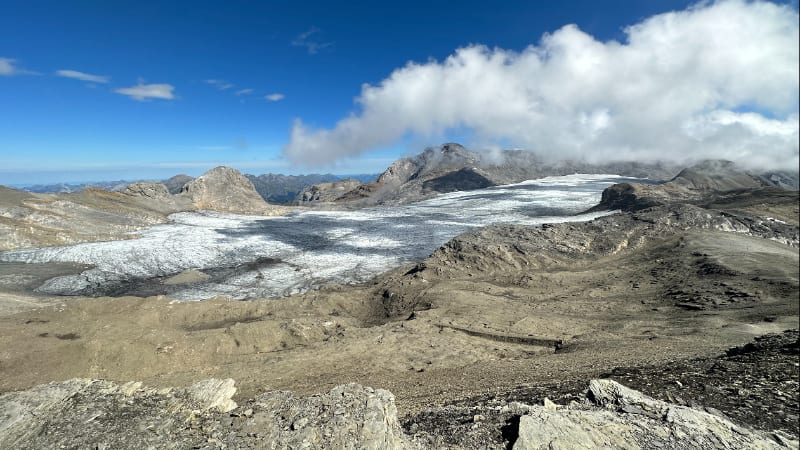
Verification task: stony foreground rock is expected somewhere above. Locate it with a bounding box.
[513,379,798,449]
[1,377,795,449]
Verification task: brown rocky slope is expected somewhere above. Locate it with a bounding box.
[0,166,286,251]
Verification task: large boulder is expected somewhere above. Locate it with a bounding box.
[513,379,796,450]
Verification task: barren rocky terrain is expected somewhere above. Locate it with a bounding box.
[0,166,285,251]
[0,155,797,448]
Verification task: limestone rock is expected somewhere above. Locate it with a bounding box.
[513,379,795,450]
[242,383,417,449]
[181,166,283,215]
[123,181,171,199]
[187,378,237,413]
[0,379,415,449]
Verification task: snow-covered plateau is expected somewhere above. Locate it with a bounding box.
[0,175,643,300]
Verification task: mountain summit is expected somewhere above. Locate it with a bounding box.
[181,166,284,215]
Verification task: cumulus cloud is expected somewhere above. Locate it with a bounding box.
[265,93,285,101]
[0,57,36,76]
[115,82,176,101]
[284,0,799,171]
[56,69,110,83]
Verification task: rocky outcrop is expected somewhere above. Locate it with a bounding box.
[512,379,796,450]
[0,380,415,449]
[0,186,182,250]
[123,181,171,199]
[592,160,798,213]
[1,377,793,449]
[181,166,285,215]
[247,173,342,204]
[239,383,415,449]
[295,178,372,205]
[162,174,194,194]
[0,377,237,449]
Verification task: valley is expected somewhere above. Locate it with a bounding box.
[0,148,797,449]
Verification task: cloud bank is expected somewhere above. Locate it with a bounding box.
[115,83,176,101]
[56,69,110,83]
[284,0,799,170]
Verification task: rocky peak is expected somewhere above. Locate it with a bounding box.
[376,143,478,187]
[181,166,282,215]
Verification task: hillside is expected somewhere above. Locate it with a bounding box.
[0,166,286,250]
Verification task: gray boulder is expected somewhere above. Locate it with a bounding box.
[514,379,797,450]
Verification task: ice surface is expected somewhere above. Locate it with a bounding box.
[0,175,636,300]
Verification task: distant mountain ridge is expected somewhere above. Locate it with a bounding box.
[16,172,379,205]
[295,143,684,207]
[18,180,132,194]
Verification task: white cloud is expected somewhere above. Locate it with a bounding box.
[265,93,285,101]
[0,57,36,76]
[56,69,110,83]
[284,0,799,171]
[235,88,255,96]
[291,27,333,54]
[115,82,176,101]
[206,79,234,90]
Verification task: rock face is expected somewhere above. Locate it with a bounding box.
[123,181,171,199]
[0,378,237,450]
[181,166,284,215]
[162,174,194,194]
[0,380,415,450]
[240,383,415,449]
[512,379,796,450]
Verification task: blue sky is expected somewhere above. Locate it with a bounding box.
[1,0,798,184]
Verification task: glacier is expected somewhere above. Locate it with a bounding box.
[0,175,642,300]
